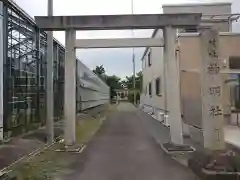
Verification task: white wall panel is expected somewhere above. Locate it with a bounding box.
[76,59,110,111]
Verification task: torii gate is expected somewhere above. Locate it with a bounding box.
[35,12,201,146]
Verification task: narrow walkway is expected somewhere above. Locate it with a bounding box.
[65,103,198,180]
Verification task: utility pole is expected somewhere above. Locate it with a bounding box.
[0,1,3,141]
[133,53,136,105]
[131,0,136,105]
[46,0,54,144]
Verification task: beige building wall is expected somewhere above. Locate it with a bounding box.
[141,30,165,112]
[140,2,232,114]
[177,35,202,128]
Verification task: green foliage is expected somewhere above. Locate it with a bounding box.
[105,75,123,99]
[110,87,117,99]
[136,92,140,102]
[128,92,140,104]
[92,65,105,76]
[92,65,106,81]
[11,144,67,180]
[128,93,134,104]
[105,75,122,89]
[76,117,102,144]
[93,66,123,99]
[122,71,142,91]
[92,65,143,100]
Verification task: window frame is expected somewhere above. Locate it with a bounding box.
[142,59,145,69]
[155,77,162,96]
[148,82,152,97]
[148,50,152,67]
[229,56,240,69]
[185,27,198,33]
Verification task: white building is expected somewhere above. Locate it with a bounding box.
[140,2,240,143]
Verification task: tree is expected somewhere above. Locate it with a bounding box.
[93,65,123,99]
[120,92,125,99]
[136,71,143,92]
[92,65,105,75]
[105,75,122,90]
[92,65,106,81]
[105,75,123,99]
[122,71,143,92]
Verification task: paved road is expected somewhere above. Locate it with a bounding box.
[64,103,199,180]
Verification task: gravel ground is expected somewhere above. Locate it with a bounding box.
[62,102,199,180]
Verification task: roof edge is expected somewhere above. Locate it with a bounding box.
[162,2,232,8]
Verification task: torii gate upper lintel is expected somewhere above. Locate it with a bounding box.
[35,13,202,31]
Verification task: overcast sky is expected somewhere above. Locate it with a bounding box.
[14,0,239,78]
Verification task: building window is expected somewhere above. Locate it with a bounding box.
[185,27,198,33]
[148,50,151,66]
[229,56,240,69]
[149,82,152,96]
[155,77,161,96]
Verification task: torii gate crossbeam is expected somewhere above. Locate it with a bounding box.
[75,38,164,49]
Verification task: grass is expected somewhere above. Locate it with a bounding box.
[7,104,116,180]
[76,116,103,144]
[9,144,68,180]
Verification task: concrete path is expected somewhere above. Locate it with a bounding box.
[224,125,240,148]
[64,102,199,180]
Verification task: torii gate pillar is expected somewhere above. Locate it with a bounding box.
[164,26,183,145]
[64,29,76,146]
